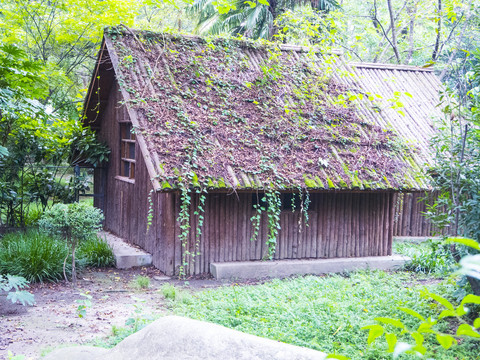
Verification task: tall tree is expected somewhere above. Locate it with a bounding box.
[340,0,479,67]
[0,0,140,115]
[188,0,339,39]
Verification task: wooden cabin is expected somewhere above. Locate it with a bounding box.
[83,28,442,276]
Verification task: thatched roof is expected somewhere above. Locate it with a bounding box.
[84,27,441,192]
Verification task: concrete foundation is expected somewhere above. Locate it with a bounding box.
[210,255,408,280]
[101,231,152,269]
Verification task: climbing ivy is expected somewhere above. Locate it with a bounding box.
[250,193,265,243]
[146,189,154,231]
[264,191,282,260]
[105,26,418,277]
[177,184,192,278]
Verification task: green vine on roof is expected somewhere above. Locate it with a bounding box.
[107,27,418,276]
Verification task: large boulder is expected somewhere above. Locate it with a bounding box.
[44,316,326,360]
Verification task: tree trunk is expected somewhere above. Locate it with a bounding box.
[268,0,278,40]
[71,243,77,288]
[406,3,417,63]
[386,0,401,63]
[432,0,442,61]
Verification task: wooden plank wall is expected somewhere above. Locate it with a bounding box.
[94,83,166,267]
[156,191,395,276]
[393,192,447,237]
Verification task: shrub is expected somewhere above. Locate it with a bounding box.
[39,203,103,286]
[394,239,456,275]
[39,202,103,241]
[77,236,115,268]
[0,230,75,282]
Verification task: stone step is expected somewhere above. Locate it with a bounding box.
[100,231,152,269]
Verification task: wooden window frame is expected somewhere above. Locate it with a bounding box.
[118,122,136,182]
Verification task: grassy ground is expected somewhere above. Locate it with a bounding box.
[169,271,479,360]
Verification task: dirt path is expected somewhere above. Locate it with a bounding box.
[0,268,177,360]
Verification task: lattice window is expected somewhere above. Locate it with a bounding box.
[120,122,135,179]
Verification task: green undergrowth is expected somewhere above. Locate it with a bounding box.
[0,230,114,282]
[393,240,457,276]
[77,236,115,268]
[0,230,72,282]
[168,271,478,360]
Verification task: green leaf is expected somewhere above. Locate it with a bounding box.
[428,292,454,310]
[474,318,480,329]
[436,333,455,349]
[258,0,270,5]
[326,354,350,360]
[0,145,8,159]
[385,333,397,353]
[375,317,405,329]
[417,322,434,333]
[411,332,424,346]
[399,307,426,322]
[439,309,457,319]
[446,237,480,251]
[362,324,384,345]
[460,294,480,306]
[456,324,480,338]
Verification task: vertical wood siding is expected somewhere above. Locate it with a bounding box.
[94,83,166,268]
[393,192,447,237]
[156,191,395,276]
[96,85,396,277]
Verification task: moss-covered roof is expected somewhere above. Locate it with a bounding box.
[84,28,441,192]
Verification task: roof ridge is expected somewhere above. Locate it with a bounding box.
[104,26,343,55]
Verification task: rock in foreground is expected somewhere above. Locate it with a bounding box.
[44,316,326,360]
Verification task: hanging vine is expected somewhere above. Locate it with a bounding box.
[107,27,417,277]
[177,184,192,278]
[264,190,282,260]
[250,192,265,242]
[146,188,154,231]
[194,189,207,257]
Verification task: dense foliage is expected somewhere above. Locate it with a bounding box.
[39,203,104,286]
[171,271,479,359]
[0,230,72,282]
[0,37,109,227]
[188,0,339,39]
[0,229,114,282]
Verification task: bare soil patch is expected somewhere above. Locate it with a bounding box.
[0,264,265,360]
[0,267,172,360]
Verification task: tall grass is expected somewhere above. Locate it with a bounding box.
[77,236,115,268]
[0,231,115,282]
[0,230,72,282]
